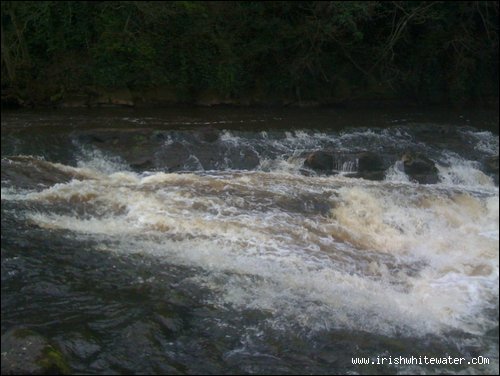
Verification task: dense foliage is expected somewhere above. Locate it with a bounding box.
[1,1,498,106]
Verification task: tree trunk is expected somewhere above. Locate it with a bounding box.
[1,20,16,82]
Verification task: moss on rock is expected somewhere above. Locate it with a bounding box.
[1,328,71,375]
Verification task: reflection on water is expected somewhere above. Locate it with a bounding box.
[1,108,498,374]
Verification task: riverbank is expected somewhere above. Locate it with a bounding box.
[0,86,410,109]
[2,85,499,111]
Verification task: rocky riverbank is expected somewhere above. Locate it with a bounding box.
[8,85,490,110]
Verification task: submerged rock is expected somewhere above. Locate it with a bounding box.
[483,155,499,186]
[483,155,499,173]
[1,328,70,375]
[156,141,192,171]
[154,141,260,171]
[196,126,220,143]
[401,152,439,184]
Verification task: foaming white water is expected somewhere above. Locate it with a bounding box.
[384,161,411,183]
[331,185,498,334]
[438,163,495,188]
[76,146,130,174]
[437,153,496,189]
[279,131,336,151]
[3,159,498,339]
[258,153,305,174]
[1,186,37,200]
[220,130,241,145]
[461,129,499,154]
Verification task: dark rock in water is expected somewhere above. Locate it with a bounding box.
[303,151,334,172]
[402,152,437,174]
[303,150,387,179]
[355,151,386,181]
[401,152,439,184]
[357,151,384,173]
[484,155,499,173]
[196,126,220,143]
[483,155,499,186]
[1,328,70,375]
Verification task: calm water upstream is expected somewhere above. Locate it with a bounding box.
[1,107,498,374]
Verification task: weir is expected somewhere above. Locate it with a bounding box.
[1,108,498,374]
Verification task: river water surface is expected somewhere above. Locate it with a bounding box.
[1,108,498,374]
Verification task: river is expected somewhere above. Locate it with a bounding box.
[1,107,498,374]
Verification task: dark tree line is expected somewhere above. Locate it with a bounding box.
[1,1,498,106]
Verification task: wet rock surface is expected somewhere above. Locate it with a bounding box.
[155,141,192,171]
[356,152,384,173]
[43,123,497,186]
[401,152,439,184]
[483,155,499,185]
[74,128,260,172]
[484,155,499,173]
[303,150,389,180]
[195,126,220,143]
[302,148,444,184]
[1,328,70,375]
[353,151,387,181]
[303,151,335,173]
